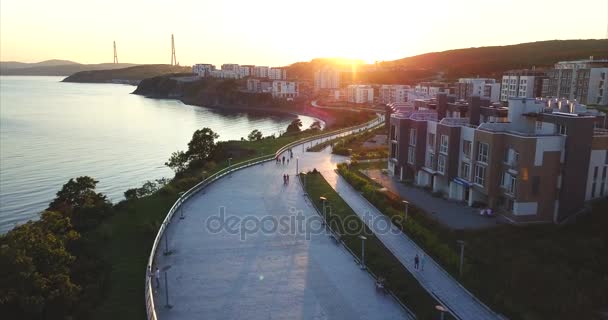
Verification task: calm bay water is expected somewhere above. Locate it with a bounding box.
[0,76,317,233]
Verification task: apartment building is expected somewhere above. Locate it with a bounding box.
[414,82,450,98]
[500,69,546,102]
[268,67,287,80]
[314,66,341,92]
[254,66,270,78]
[543,58,608,106]
[455,78,500,102]
[389,93,608,224]
[192,64,216,77]
[271,81,298,99]
[379,85,411,104]
[347,85,374,104]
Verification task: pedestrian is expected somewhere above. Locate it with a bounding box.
[287,158,290,165]
[282,156,285,164]
[414,254,420,270]
[286,174,289,183]
[155,267,160,288]
[420,253,426,271]
[283,174,286,184]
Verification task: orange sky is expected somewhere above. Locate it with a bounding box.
[1,0,606,67]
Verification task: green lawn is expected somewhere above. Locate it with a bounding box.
[302,171,451,320]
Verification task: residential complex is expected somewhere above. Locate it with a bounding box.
[379,85,411,104]
[314,66,341,92]
[500,69,546,102]
[455,78,501,102]
[388,94,608,224]
[347,85,374,104]
[543,58,608,106]
[271,81,299,99]
[192,63,287,80]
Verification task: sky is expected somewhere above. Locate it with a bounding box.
[1,0,606,67]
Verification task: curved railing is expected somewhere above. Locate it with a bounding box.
[145,114,384,320]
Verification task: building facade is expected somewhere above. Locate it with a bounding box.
[314,66,341,92]
[455,78,499,102]
[543,58,608,106]
[389,94,608,224]
[347,85,374,104]
[271,81,298,99]
[379,85,411,104]
[192,64,216,77]
[268,67,287,80]
[500,69,546,102]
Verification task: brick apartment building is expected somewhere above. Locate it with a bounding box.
[388,94,608,223]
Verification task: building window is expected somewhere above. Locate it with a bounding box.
[506,174,517,195]
[532,176,540,196]
[428,133,435,149]
[408,146,415,165]
[463,140,472,158]
[390,125,397,141]
[409,128,417,146]
[557,124,567,135]
[439,135,449,154]
[390,143,397,159]
[474,165,486,186]
[427,152,435,168]
[461,162,470,180]
[536,121,543,130]
[477,142,489,163]
[437,155,446,174]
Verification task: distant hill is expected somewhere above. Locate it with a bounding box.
[285,39,608,84]
[62,64,193,83]
[383,39,608,79]
[0,60,139,76]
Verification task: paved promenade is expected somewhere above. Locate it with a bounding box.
[152,120,412,320]
[321,170,502,320]
[151,117,502,319]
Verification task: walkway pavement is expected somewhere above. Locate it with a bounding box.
[362,169,498,230]
[152,119,411,320]
[321,170,503,320]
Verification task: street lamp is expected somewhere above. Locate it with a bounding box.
[402,200,409,222]
[178,191,186,220]
[359,235,367,270]
[319,196,327,223]
[163,266,173,309]
[296,157,299,175]
[435,305,447,320]
[457,240,466,277]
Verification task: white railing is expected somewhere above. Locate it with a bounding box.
[145,114,384,320]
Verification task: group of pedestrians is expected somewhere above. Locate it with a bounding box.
[276,155,290,165]
[283,174,290,185]
[414,253,426,271]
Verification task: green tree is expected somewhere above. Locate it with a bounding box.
[248,129,263,141]
[48,177,112,230]
[309,120,322,130]
[0,211,81,319]
[165,150,189,173]
[187,128,219,161]
[286,118,303,134]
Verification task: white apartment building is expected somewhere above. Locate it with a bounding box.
[500,70,546,102]
[314,66,341,92]
[415,83,448,98]
[379,85,411,104]
[272,81,298,99]
[192,64,216,77]
[544,58,608,106]
[254,66,270,78]
[268,67,287,80]
[347,85,374,104]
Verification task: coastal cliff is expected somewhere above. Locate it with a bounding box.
[62,64,192,84]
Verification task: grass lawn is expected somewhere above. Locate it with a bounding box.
[302,171,453,320]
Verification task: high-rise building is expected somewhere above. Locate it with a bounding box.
[314,66,341,92]
[456,78,500,102]
[379,85,411,104]
[347,85,374,104]
[500,69,547,102]
[543,58,608,106]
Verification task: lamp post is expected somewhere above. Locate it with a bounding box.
[319,196,327,223]
[296,157,299,175]
[457,240,465,277]
[359,235,367,270]
[163,222,172,256]
[435,305,447,320]
[164,266,173,309]
[402,200,409,222]
[178,191,186,220]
